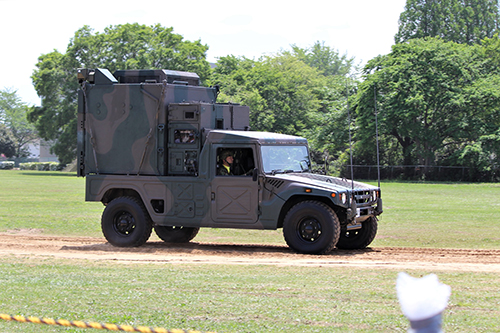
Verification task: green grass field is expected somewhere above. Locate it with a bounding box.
[0,258,498,333]
[1,170,499,248]
[0,170,499,332]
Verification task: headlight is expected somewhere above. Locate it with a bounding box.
[371,191,378,201]
[341,193,347,204]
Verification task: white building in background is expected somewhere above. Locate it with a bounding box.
[26,139,59,162]
[39,140,59,162]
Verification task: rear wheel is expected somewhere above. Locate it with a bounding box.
[101,196,152,247]
[283,201,340,254]
[154,226,199,243]
[336,217,378,249]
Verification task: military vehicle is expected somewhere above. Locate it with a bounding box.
[77,68,383,254]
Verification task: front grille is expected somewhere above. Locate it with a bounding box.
[354,190,376,207]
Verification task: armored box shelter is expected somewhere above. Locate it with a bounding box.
[77,68,250,177]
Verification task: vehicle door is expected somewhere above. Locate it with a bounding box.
[210,145,259,224]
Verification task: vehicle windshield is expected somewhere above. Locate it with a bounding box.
[261,145,311,174]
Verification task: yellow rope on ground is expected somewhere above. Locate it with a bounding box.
[0,313,216,333]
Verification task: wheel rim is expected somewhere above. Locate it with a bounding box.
[298,217,322,242]
[113,211,136,235]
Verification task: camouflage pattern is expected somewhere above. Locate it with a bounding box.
[78,68,382,253]
[77,68,249,177]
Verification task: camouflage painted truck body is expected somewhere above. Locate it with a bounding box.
[77,68,383,254]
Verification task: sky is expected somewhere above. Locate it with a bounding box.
[0,0,406,106]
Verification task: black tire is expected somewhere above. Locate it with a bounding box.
[336,217,378,249]
[283,201,340,254]
[101,196,152,247]
[154,226,200,243]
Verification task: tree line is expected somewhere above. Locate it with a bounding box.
[356,0,500,181]
[1,0,499,181]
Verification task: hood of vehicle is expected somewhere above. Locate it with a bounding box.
[267,173,379,191]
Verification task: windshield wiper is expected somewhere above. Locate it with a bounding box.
[271,169,282,175]
[271,169,296,175]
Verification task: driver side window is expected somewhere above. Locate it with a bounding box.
[216,148,255,176]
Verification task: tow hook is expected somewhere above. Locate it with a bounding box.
[346,198,357,219]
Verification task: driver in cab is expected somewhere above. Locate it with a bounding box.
[218,150,233,176]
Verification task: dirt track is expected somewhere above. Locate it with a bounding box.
[0,231,499,273]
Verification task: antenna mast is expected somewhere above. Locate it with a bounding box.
[346,78,354,190]
[374,85,381,189]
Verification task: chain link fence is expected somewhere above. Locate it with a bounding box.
[333,165,497,182]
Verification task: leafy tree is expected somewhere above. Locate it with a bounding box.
[0,123,16,158]
[211,53,326,136]
[64,24,211,78]
[28,50,76,163]
[210,45,357,174]
[288,42,357,168]
[432,37,500,180]
[446,62,500,180]
[301,76,356,168]
[355,38,500,178]
[29,23,211,164]
[0,89,38,158]
[291,41,355,76]
[395,0,500,45]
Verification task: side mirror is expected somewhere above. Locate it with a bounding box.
[252,168,259,181]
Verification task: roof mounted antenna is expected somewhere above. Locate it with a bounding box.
[374,85,381,189]
[346,78,354,191]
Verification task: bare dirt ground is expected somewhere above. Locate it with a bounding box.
[1,230,499,272]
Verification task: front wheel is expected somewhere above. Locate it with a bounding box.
[336,217,378,249]
[101,196,152,247]
[154,226,199,243]
[283,201,340,254]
